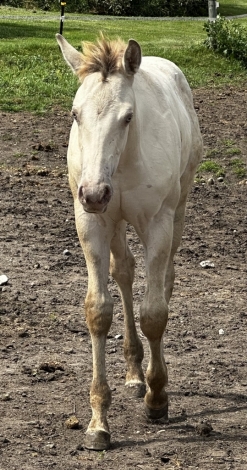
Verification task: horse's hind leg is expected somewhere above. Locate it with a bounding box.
[110,221,145,397]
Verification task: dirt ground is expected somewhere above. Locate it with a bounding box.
[0,85,247,470]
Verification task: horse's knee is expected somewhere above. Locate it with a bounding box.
[140,297,168,341]
[110,250,135,286]
[85,292,113,335]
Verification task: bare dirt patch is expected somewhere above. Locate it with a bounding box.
[0,86,247,470]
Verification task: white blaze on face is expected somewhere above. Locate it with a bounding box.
[71,73,135,212]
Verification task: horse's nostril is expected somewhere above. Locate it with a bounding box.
[104,186,110,198]
[101,185,112,204]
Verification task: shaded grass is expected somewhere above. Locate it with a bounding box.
[219,0,247,17]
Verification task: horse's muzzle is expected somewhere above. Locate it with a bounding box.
[78,182,112,213]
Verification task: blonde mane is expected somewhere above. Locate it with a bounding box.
[77,35,127,82]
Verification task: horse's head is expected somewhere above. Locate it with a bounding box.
[56,34,142,213]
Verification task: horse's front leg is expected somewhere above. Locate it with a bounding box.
[139,212,174,420]
[75,203,114,450]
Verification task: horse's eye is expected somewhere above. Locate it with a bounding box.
[125,113,133,124]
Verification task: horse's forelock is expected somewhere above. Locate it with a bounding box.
[77,36,126,82]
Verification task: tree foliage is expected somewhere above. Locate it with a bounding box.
[0,0,208,16]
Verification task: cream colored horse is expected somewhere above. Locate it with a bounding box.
[56,33,203,451]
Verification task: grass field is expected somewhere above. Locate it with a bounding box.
[0,5,247,112]
[219,0,247,16]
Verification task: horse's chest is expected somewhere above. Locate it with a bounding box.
[111,184,167,231]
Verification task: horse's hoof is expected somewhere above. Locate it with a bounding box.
[84,430,110,451]
[144,401,168,420]
[125,382,146,398]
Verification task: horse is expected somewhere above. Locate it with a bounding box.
[56,33,203,451]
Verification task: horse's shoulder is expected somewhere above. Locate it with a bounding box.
[140,56,191,98]
[141,56,181,76]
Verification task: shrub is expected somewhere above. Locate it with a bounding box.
[0,0,21,6]
[0,0,208,16]
[60,0,89,13]
[204,16,247,67]
[0,0,89,12]
[88,0,208,16]
[88,0,131,16]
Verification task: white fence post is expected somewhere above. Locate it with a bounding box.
[208,0,217,21]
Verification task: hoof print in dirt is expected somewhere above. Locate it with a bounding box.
[160,455,171,464]
[32,142,54,152]
[17,328,29,338]
[38,361,66,380]
[22,361,66,382]
[196,420,213,436]
[39,361,65,373]
[37,168,49,177]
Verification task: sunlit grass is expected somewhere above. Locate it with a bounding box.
[198,161,225,177]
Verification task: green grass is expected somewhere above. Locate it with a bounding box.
[0,8,247,112]
[226,147,241,156]
[228,158,246,178]
[222,138,237,147]
[197,139,246,181]
[219,0,247,17]
[0,6,45,16]
[198,161,225,177]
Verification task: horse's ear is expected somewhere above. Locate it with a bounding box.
[56,34,83,74]
[123,39,142,76]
